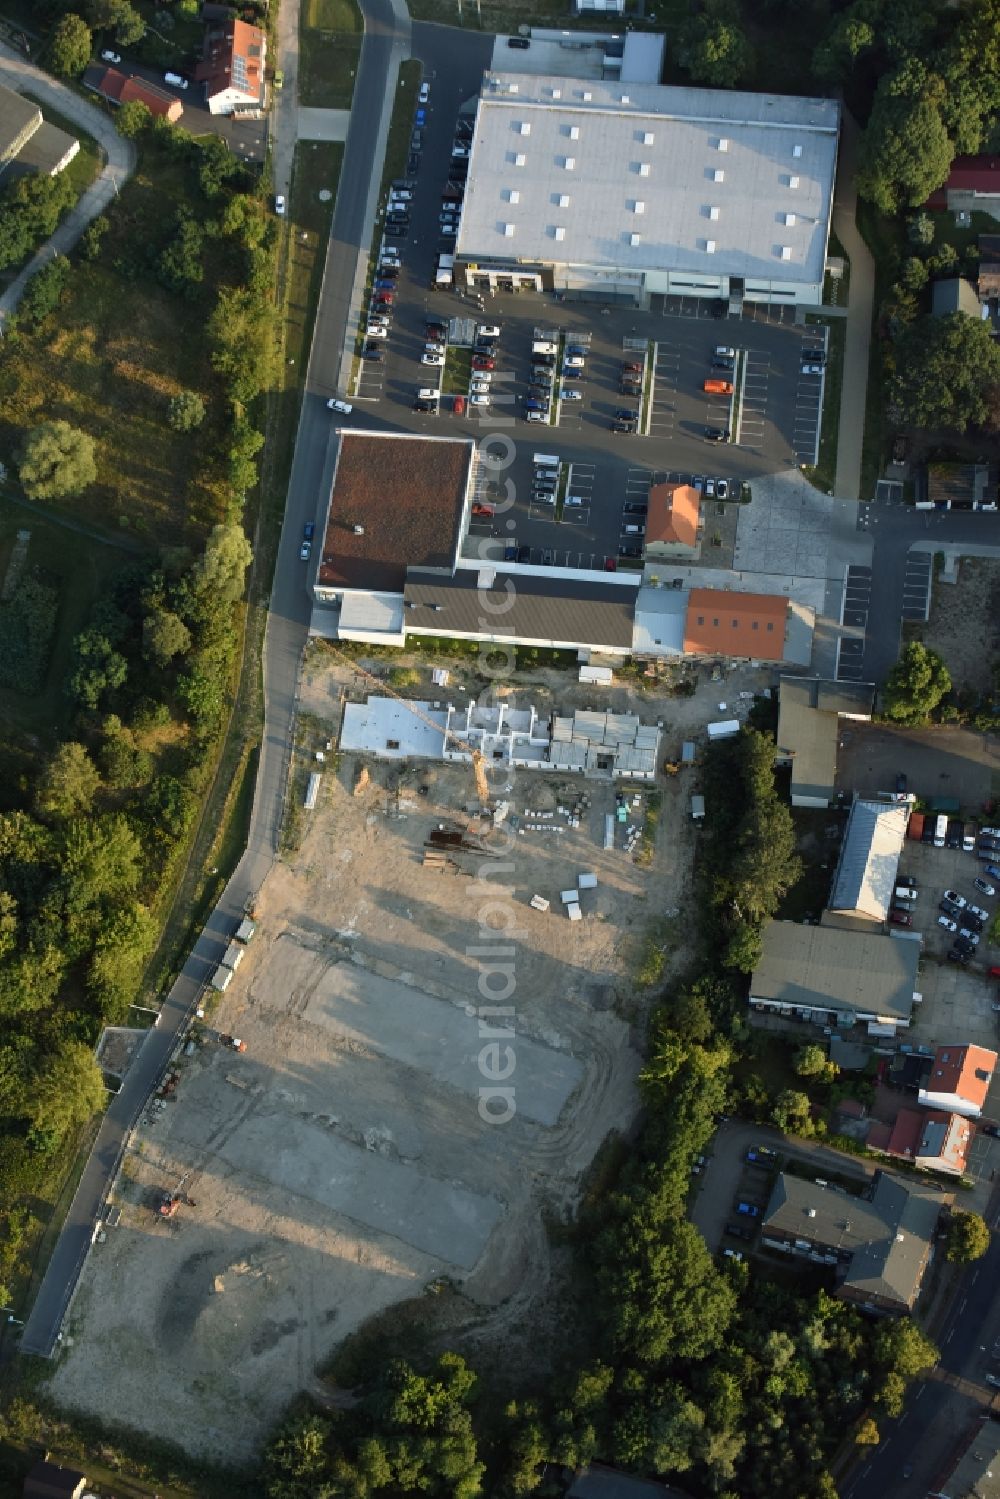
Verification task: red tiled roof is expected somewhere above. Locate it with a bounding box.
[196,17,266,100]
[683,588,788,661]
[91,67,184,118]
[925,1043,996,1110]
[319,433,472,592]
[888,1106,970,1174]
[927,156,1000,208]
[646,482,700,547]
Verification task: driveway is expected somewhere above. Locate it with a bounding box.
[0,40,136,325]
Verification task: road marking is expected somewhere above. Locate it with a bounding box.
[959,1297,968,1314]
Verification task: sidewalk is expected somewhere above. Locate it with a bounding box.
[831,110,876,503]
[0,41,136,324]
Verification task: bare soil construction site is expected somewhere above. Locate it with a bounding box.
[47,654,773,1460]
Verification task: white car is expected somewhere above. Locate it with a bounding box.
[327,398,353,414]
[164,71,189,89]
[417,387,439,401]
[365,325,388,338]
[419,82,430,103]
[469,393,490,406]
[974,878,996,897]
[968,902,990,922]
[422,353,444,366]
[716,479,729,499]
[477,325,501,338]
[470,381,491,394]
[390,189,412,202]
[274,194,286,216]
[452,145,470,159]
[942,889,967,909]
[424,342,446,355]
[471,370,492,384]
[937,916,958,933]
[101,49,121,63]
[565,496,584,507]
[563,354,585,369]
[559,388,581,400]
[959,928,981,946]
[380,255,401,269]
[715,345,736,359]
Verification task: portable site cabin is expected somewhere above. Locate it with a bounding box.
[235,917,257,944]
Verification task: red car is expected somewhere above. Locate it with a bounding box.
[472,355,495,370]
[453,395,466,415]
[472,503,495,518]
[373,291,394,305]
[604,558,617,571]
[889,910,912,927]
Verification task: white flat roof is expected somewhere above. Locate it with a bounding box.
[339,698,447,760]
[458,73,839,285]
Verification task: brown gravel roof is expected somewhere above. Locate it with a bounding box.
[319,433,473,592]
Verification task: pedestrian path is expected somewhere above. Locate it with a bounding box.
[831,111,875,502]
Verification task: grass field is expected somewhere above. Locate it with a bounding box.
[300,0,363,109]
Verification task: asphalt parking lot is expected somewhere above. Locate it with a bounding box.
[351,81,834,569]
[835,724,999,811]
[889,833,999,966]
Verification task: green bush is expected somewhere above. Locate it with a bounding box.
[0,571,60,694]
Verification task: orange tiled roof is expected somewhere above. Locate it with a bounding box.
[927,1044,997,1110]
[197,18,265,99]
[646,481,700,547]
[683,588,788,661]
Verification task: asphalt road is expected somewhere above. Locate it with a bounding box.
[18,0,409,1360]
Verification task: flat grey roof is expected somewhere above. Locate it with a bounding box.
[404,568,638,650]
[457,73,839,284]
[829,797,908,923]
[751,920,919,1020]
[4,119,78,179]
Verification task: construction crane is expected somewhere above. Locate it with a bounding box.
[324,645,491,806]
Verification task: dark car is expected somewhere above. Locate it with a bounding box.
[947,820,963,850]
[508,34,530,47]
[503,544,517,562]
[618,544,642,559]
[374,279,396,291]
[612,421,637,434]
[622,361,643,374]
[895,772,907,795]
[921,820,935,843]
[889,910,912,927]
[616,408,639,421]
[413,398,436,412]
[362,346,384,360]
[725,1222,753,1242]
[426,322,447,339]
[705,426,730,442]
[711,298,727,318]
[516,545,531,563]
[802,346,827,364]
[946,948,971,965]
[566,345,588,357]
[406,153,420,174]
[712,354,735,371]
[561,367,583,379]
[981,1123,1000,1139]
[745,1147,777,1165]
[532,354,555,368]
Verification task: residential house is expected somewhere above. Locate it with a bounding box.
[749,920,920,1034]
[84,65,184,122]
[761,1170,941,1315]
[931,277,981,318]
[926,155,1000,219]
[196,17,266,116]
[918,1044,997,1118]
[643,481,702,561]
[923,461,994,511]
[775,676,874,807]
[881,1106,972,1177]
[22,1460,88,1499]
[824,796,908,933]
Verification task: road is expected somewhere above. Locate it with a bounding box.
[18,0,411,1360]
[844,1209,1000,1499]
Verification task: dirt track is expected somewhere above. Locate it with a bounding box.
[47,655,775,1459]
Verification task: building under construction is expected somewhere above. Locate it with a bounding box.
[338,696,661,781]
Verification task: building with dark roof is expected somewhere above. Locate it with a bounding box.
[762,1170,941,1315]
[750,920,920,1031]
[84,65,184,121]
[0,81,78,181]
[315,432,476,599]
[775,675,874,807]
[567,1467,691,1498]
[932,1417,1000,1499]
[22,1459,87,1499]
[404,568,639,654]
[196,16,267,115]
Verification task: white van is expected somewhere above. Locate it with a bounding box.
[533,452,559,467]
[933,814,948,847]
[164,71,189,89]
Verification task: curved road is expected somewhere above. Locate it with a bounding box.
[19,0,411,1358]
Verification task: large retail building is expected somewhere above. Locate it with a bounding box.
[455,73,839,308]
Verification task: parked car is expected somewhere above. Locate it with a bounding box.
[800,363,824,376]
[559,388,582,400]
[421,353,444,366]
[968,903,990,922]
[981,1123,1000,1139]
[705,426,730,442]
[974,877,996,897]
[890,911,912,927]
[361,346,383,360]
[942,889,968,909]
[164,71,189,89]
[726,1222,753,1241]
[716,479,729,500]
[937,915,958,933]
[418,81,430,103]
[101,48,122,62]
[274,194,286,216]
[469,393,490,406]
[299,522,314,561]
[746,1147,777,1164]
[477,324,501,338]
[946,948,970,965]
[564,354,585,368]
[947,820,963,849]
[365,325,388,338]
[424,342,446,355]
[326,398,353,414]
[802,346,826,363]
[507,34,530,47]
[959,928,981,945]
[472,355,495,371]
[471,503,495,518]
[735,1201,761,1217]
[612,421,637,434]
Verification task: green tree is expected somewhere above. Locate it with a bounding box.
[945,1209,991,1263]
[115,99,151,139]
[812,12,876,83]
[67,628,127,710]
[167,389,206,433]
[890,312,1000,432]
[189,522,253,606]
[17,255,71,329]
[907,212,935,247]
[50,12,92,78]
[795,1044,836,1081]
[157,212,204,296]
[18,420,97,501]
[87,0,144,45]
[87,902,156,1020]
[677,4,753,86]
[97,717,153,789]
[771,1088,812,1133]
[856,1418,880,1445]
[78,214,109,262]
[0,173,75,271]
[35,742,100,823]
[882,641,951,724]
[142,606,192,665]
[26,1041,107,1146]
[857,68,954,214]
